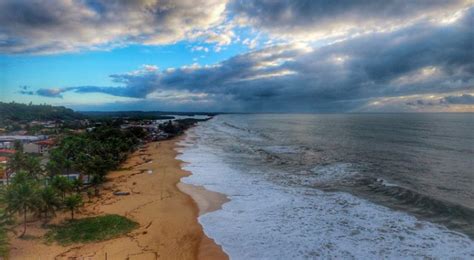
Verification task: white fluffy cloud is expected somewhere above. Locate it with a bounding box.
[0,0,229,54]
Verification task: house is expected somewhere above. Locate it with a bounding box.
[0,141,13,149]
[0,149,15,156]
[23,139,55,155]
[0,135,44,144]
[0,157,8,164]
[60,171,90,184]
[0,156,9,185]
[0,171,7,185]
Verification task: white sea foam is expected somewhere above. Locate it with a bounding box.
[177,123,474,259]
[376,177,400,187]
[263,145,300,154]
[311,163,356,183]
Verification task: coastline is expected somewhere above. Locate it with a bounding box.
[9,136,229,259]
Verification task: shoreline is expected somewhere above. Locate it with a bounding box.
[9,136,229,259]
[175,135,230,260]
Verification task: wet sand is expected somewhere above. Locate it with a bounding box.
[9,137,229,259]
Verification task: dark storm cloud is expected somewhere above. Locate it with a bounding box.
[35,88,66,98]
[30,7,474,111]
[231,0,470,38]
[406,100,435,107]
[20,2,474,112]
[441,94,474,105]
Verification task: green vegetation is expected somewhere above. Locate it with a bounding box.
[0,102,83,125]
[0,125,146,237]
[63,194,83,220]
[4,172,39,237]
[82,110,216,120]
[160,118,210,137]
[46,214,138,245]
[0,197,13,258]
[0,125,147,257]
[0,102,211,257]
[48,126,146,194]
[0,225,8,258]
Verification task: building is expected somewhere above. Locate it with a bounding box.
[23,139,55,155]
[60,171,90,184]
[0,135,45,148]
[0,141,13,149]
[0,156,9,185]
[0,149,15,156]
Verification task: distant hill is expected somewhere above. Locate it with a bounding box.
[82,111,218,120]
[0,102,219,125]
[0,102,83,123]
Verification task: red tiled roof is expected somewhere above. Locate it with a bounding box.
[0,149,15,154]
[35,139,55,146]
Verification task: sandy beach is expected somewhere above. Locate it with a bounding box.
[9,137,229,260]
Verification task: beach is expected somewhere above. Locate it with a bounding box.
[9,137,229,259]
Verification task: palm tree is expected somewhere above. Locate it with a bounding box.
[4,172,39,237]
[64,194,82,220]
[51,175,73,199]
[22,155,42,179]
[47,149,71,177]
[6,147,24,185]
[38,186,62,221]
[0,207,11,258]
[71,178,83,193]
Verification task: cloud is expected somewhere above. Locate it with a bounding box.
[441,94,474,104]
[231,0,471,42]
[191,46,209,52]
[20,4,474,112]
[1,0,471,56]
[36,88,67,98]
[405,99,435,107]
[0,0,229,54]
[18,85,34,95]
[243,38,258,49]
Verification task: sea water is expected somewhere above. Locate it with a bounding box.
[177,114,474,259]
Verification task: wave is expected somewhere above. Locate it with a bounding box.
[178,128,474,258]
[353,177,474,238]
[211,118,474,239]
[301,162,474,238]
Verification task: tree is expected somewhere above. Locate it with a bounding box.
[162,120,179,135]
[38,186,62,221]
[7,144,44,183]
[64,194,82,220]
[71,178,83,193]
[51,176,73,199]
[7,148,24,184]
[46,149,70,177]
[4,172,39,237]
[22,155,43,179]
[89,172,106,196]
[13,141,23,153]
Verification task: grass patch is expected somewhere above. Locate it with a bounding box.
[46,214,138,245]
[0,227,8,258]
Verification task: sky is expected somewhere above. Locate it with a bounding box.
[0,0,473,112]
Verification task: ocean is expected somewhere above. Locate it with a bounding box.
[177,113,474,259]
